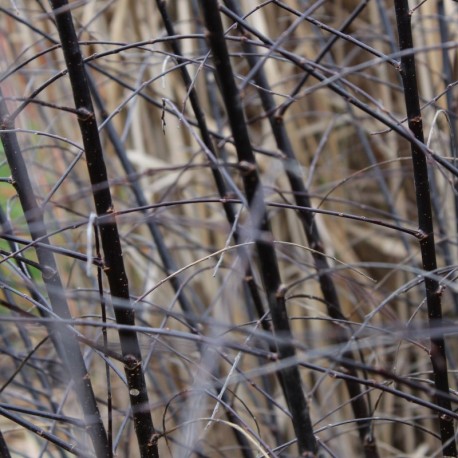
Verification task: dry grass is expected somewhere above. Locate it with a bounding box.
[0,0,458,457]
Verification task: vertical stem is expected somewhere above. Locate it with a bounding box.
[49,2,158,456]
[394,1,457,456]
[0,90,109,457]
[221,1,378,454]
[200,1,317,455]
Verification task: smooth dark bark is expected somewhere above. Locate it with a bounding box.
[220,1,378,454]
[49,2,158,457]
[200,1,318,455]
[394,1,457,456]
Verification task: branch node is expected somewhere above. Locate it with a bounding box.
[415,229,429,240]
[124,354,141,370]
[238,160,256,175]
[77,107,94,121]
[276,283,287,299]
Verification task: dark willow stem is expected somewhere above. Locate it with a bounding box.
[154,0,266,328]
[394,1,457,456]
[153,2,267,456]
[221,1,378,455]
[49,2,158,457]
[0,89,109,457]
[200,1,317,455]
[86,73,204,322]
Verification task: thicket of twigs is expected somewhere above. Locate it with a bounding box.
[1,0,458,456]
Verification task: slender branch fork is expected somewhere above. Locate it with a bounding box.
[394,1,457,456]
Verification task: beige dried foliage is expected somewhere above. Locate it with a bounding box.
[1,0,457,456]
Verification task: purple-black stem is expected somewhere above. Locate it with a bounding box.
[394,0,457,455]
[49,1,159,456]
[200,1,318,455]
